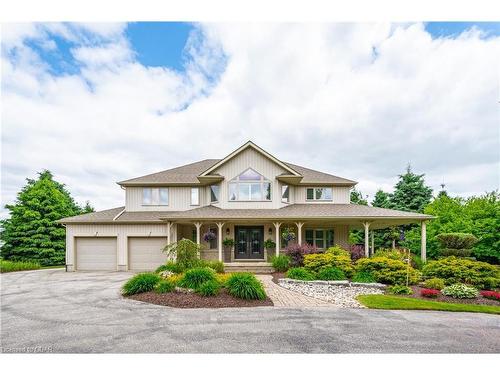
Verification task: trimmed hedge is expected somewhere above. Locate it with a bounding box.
[422,256,499,289]
[355,257,421,285]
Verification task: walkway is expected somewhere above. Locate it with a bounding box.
[256,274,333,307]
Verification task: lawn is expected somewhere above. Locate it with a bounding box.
[0,259,41,273]
[357,294,500,315]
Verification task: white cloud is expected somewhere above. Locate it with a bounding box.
[1,22,499,216]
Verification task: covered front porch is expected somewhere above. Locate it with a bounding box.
[162,218,429,263]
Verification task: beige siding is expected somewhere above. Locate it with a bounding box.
[125,186,207,211]
[212,147,288,209]
[294,186,351,204]
[66,223,170,271]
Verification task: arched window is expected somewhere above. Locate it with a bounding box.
[228,168,272,201]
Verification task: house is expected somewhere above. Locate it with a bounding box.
[59,141,432,272]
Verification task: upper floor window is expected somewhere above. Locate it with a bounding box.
[191,187,200,206]
[142,187,168,205]
[210,184,220,203]
[306,187,332,201]
[228,168,271,201]
[281,185,290,203]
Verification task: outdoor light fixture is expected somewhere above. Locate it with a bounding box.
[226,228,230,235]
[268,228,273,236]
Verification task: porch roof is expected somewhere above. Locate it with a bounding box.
[160,204,433,222]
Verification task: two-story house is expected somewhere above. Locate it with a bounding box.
[59,141,432,272]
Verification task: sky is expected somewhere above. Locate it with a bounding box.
[1,22,499,215]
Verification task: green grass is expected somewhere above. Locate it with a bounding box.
[0,259,41,273]
[357,294,500,315]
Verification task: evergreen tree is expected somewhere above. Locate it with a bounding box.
[0,170,93,266]
[389,164,433,212]
[350,189,368,205]
[372,189,391,208]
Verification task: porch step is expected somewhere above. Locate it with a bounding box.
[224,262,274,274]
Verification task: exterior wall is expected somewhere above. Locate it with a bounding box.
[294,186,351,204]
[211,147,289,209]
[125,186,208,211]
[65,223,170,271]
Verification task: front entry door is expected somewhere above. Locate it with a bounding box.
[235,226,264,259]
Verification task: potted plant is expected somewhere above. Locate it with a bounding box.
[281,227,296,242]
[263,239,276,250]
[222,237,235,249]
[203,231,216,242]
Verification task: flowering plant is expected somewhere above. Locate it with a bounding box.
[203,231,216,242]
[281,227,296,242]
[420,288,439,298]
[480,290,500,301]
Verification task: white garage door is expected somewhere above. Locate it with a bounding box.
[128,237,168,271]
[76,237,117,271]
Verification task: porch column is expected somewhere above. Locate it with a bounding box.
[273,222,282,255]
[421,220,427,263]
[295,222,304,245]
[370,230,375,256]
[166,222,172,245]
[194,222,202,245]
[216,222,225,262]
[363,222,370,257]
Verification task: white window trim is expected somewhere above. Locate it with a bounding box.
[228,168,272,202]
[305,187,333,201]
[191,187,200,206]
[210,184,220,204]
[305,228,334,249]
[281,184,290,203]
[142,187,169,206]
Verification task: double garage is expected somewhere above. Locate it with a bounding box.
[74,236,168,271]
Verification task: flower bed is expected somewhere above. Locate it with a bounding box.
[406,285,499,306]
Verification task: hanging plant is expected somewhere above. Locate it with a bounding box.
[281,227,296,242]
[203,231,216,242]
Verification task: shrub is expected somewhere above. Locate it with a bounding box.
[349,245,365,261]
[411,255,424,270]
[303,253,354,277]
[155,279,175,293]
[222,238,235,248]
[421,289,440,298]
[270,255,290,272]
[317,267,346,281]
[374,249,407,261]
[198,260,224,274]
[166,273,184,285]
[284,243,319,267]
[423,278,445,290]
[0,259,41,273]
[263,239,276,250]
[155,261,185,274]
[442,284,478,299]
[355,257,421,285]
[351,271,376,283]
[122,273,161,296]
[435,233,478,250]
[163,239,200,269]
[387,285,413,295]
[286,267,316,281]
[215,273,231,286]
[226,273,266,300]
[325,246,350,257]
[480,290,500,301]
[439,249,473,257]
[422,257,500,289]
[179,267,216,290]
[197,280,221,297]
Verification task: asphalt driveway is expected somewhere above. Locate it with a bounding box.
[1,269,499,353]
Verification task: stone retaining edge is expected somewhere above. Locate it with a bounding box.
[278,278,386,289]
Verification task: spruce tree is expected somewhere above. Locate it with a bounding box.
[372,189,391,208]
[350,189,368,205]
[389,164,433,212]
[0,170,93,266]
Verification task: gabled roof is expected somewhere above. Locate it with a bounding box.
[199,141,301,177]
[117,141,357,186]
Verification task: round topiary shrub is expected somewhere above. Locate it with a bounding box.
[197,280,221,297]
[155,279,175,293]
[286,267,316,281]
[316,267,346,281]
[122,272,161,296]
[423,278,445,290]
[226,272,266,300]
[442,283,478,299]
[179,267,216,290]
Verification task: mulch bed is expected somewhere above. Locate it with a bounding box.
[127,288,274,309]
[407,286,500,306]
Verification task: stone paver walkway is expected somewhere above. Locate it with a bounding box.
[256,275,333,307]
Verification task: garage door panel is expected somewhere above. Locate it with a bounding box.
[76,237,117,271]
[128,237,168,271]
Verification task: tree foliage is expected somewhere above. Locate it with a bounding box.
[372,189,391,208]
[0,170,93,266]
[389,164,433,213]
[350,189,368,205]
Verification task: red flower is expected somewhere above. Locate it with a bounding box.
[480,290,500,301]
[421,288,439,298]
